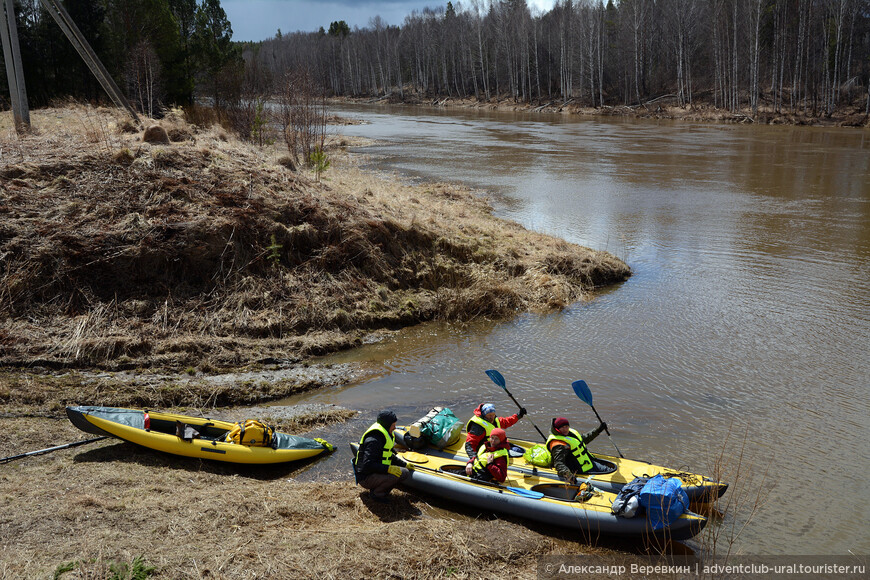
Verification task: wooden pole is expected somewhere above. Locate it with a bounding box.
[1,0,30,133]
[38,0,140,124]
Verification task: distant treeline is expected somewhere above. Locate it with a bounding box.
[249,0,870,117]
[2,0,237,116]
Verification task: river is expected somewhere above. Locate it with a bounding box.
[286,104,870,556]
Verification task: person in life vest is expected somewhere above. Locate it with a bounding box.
[466,428,511,482]
[464,402,525,461]
[353,410,409,503]
[546,417,609,484]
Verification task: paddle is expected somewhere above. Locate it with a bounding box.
[407,462,545,499]
[0,436,108,464]
[484,369,547,441]
[571,379,624,458]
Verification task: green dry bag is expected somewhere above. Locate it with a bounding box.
[523,444,552,467]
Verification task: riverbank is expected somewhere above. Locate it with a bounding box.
[0,105,628,392]
[0,105,632,577]
[1,409,597,579]
[339,94,870,128]
[0,102,630,412]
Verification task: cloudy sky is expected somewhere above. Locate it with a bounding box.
[224,0,557,42]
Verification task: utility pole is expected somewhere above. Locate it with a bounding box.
[0,0,30,132]
[1,0,140,135]
[38,0,139,123]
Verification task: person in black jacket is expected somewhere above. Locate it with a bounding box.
[546,417,609,484]
[353,410,409,503]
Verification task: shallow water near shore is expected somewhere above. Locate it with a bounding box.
[285,105,870,555]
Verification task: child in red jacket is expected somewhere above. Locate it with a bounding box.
[466,428,511,483]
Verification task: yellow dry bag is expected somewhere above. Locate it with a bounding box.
[224,419,276,447]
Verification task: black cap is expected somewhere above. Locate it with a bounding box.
[377,410,398,428]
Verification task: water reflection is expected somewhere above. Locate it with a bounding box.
[289,105,870,554]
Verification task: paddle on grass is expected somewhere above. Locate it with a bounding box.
[0,436,108,464]
[484,369,547,441]
[571,379,625,458]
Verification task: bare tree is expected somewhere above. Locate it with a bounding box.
[276,69,328,167]
[126,39,163,117]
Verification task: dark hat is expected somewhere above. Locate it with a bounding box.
[377,410,398,428]
[553,417,570,429]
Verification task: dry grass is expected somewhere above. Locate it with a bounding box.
[0,104,629,375]
[690,425,772,570]
[0,416,603,579]
[0,104,637,578]
[0,362,364,417]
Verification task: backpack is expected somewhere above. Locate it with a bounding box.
[224,419,276,447]
[611,476,649,518]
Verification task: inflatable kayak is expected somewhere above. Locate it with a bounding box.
[67,406,333,465]
[352,443,708,541]
[395,427,727,502]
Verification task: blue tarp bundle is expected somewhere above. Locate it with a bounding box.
[638,474,690,530]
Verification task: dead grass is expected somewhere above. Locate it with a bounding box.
[0,365,360,416]
[0,105,635,578]
[0,415,602,579]
[0,104,629,375]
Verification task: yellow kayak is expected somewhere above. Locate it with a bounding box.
[360,444,708,541]
[67,406,333,465]
[395,427,727,502]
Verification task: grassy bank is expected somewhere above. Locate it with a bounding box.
[0,413,591,579]
[1,105,628,380]
[0,105,633,577]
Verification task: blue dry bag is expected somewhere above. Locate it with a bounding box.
[637,474,690,530]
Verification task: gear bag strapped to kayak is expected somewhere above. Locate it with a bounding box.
[611,476,649,518]
[637,474,690,530]
[224,419,276,447]
[403,407,462,449]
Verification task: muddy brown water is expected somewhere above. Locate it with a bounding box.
[284,105,870,555]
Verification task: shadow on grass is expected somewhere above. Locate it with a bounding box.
[72,440,332,480]
[398,485,701,556]
[358,490,424,522]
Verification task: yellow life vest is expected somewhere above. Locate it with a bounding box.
[472,442,510,472]
[356,422,394,467]
[466,414,501,436]
[546,428,594,472]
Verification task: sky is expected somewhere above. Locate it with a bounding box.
[224,0,558,42]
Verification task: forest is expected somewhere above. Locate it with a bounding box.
[1,0,236,116]
[256,0,870,118]
[2,0,869,121]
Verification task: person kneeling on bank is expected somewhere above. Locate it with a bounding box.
[354,410,410,503]
[466,428,511,483]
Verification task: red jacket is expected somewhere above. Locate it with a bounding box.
[469,438,512,483]
[464,404,519,458]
